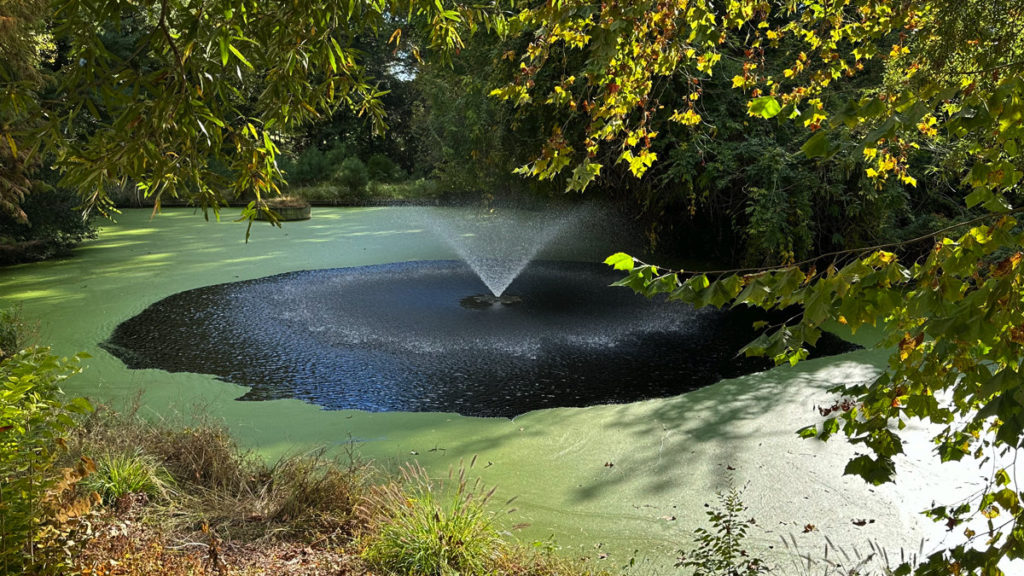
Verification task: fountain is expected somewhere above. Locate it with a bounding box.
[101,206,859,417]
[417,206,582,298]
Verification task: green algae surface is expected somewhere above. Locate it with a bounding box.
[0,208,974,570]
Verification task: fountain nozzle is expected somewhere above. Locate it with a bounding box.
[460,294,523,309]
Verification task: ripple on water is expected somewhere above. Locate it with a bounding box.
[101,260,858,418]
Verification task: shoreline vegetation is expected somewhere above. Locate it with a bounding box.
[1,340,616,576]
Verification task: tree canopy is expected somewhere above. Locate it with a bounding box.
[491,1,1024,573]
[0,0,504,234]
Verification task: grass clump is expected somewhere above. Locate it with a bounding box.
[361,460,502,576]
[82,451,174,504]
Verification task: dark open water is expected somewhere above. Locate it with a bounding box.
[102,261,858,418]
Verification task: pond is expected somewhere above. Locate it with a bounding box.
[0,207,973,570]
[102,259,857,417]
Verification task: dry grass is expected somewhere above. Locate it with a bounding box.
[63,402,611,576]
[68,403,367,542]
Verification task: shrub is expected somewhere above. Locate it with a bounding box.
[0,307,31,361]
[367,153,400,182]
[281,143,347,185]
[676,485,769,576]
[361,462,501,576]
[366,178,442,201]
[335,157,369,196]
[286,183,343,205]
[0,347,92,575]
[0,183,97,265]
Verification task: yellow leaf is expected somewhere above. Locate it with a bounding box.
[731,75,746,88]
[670,109,702,126]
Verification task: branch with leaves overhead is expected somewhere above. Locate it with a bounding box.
[3,0,509,235]
[490,0,1024,572]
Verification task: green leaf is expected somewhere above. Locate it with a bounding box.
[801,131,829,158]
[820,417,839,441]
[843,454,896,485]
[863,428,904,458]
[228,44,253,69]
[748,96,782,119]
[797,425,817,439]
[604,252,635,272]
[864,117,896,144]
[219,36,230,66]
[802,284,832,326]
[67,396,93,415]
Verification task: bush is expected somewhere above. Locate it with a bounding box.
[0,183,97,265]
[676,485,769,576]
[0,347,92,575]
[361,462,501,576]
[291,183,344,205]
[0,307,31,361]
[367,153,400,182]
[280,143,347,185]
[335,157,369,196]
[366,178,442,201]
[289,178,442,205]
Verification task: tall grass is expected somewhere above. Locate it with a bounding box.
[779,534,923,575]
[81,451,174,504]
[361,460,502,576]
[70,404,366,542]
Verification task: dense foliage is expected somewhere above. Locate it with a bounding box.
[497,0,1024,573]
[0,343,92,575]
[0,0,506,237]
[0,180,97,265]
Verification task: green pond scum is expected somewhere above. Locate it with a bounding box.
[0,207,981,571]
